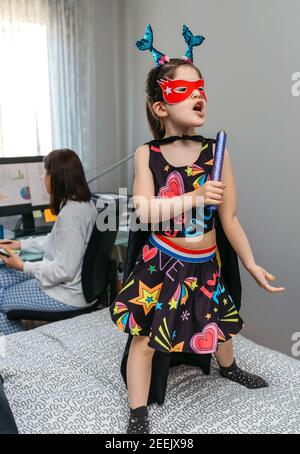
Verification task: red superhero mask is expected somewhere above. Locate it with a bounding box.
[157,77,207,104]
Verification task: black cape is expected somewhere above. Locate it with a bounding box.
[0,376,18,434]
[120,212,242,405]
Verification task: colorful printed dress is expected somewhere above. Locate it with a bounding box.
[110,136,244,355]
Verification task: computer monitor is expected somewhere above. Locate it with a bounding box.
[0,156,51,236]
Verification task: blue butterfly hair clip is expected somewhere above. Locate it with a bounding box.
[135,24,205,67]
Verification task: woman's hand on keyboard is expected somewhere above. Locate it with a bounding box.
[0,245,24,271]
[192,180,226,207]
[0,240,21,250]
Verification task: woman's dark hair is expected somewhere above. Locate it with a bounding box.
[44,149,91,215]
[146,58,203,139]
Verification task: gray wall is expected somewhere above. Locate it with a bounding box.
[111,0,299,357]
[93,0,122,192]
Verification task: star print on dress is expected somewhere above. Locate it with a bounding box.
[114,307,142,335]
[113,301,128,315]
[116,312,129,332]
[184,166,193,176]
[184,164,204,178]
[168,277,198,310]
[129,313,142,336]
[168,284,179,309]
[168,296,179,310]
[164,165,170,172]
[184,277,198,290]
[129,281,163,315]
[148,265,156,274]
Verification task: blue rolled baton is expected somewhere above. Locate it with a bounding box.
[206,130,227,211]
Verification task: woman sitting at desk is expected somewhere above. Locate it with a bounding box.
[0,149,98,335]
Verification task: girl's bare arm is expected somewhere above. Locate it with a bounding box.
[133,145,195,224]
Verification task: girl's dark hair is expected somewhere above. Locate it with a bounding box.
[146,58,203,139]
[44,149,91,215]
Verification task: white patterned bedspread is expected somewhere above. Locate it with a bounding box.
[0,308,299,434]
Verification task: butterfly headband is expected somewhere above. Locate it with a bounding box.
[135,24,205,66]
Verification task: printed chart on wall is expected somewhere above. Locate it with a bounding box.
[0,162,49,208]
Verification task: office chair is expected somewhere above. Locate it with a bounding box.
[6,214,119,324]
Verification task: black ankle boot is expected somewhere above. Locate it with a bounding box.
[127,406,150,434]
[218,359,269,389]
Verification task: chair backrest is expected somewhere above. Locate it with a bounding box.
[81,212,119,303]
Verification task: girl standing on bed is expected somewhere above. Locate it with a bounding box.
[0,149,98,335]
[110,25,285,434]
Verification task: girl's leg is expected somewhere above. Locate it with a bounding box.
[213,338,234,367]
[127,336,155,408]
[213,338,269,389]
[126,336,155,434]
[0,278,77,335]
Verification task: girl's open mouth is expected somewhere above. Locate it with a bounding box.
[193,101,205,115]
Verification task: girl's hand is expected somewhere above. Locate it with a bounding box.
[0,239,21,250]
[248,264,285,293]
[193,181,226,207]
[0,246,24,272]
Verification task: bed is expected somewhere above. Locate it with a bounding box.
[0,308,299,434]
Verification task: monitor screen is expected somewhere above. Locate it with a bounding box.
[0,156,49,216]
